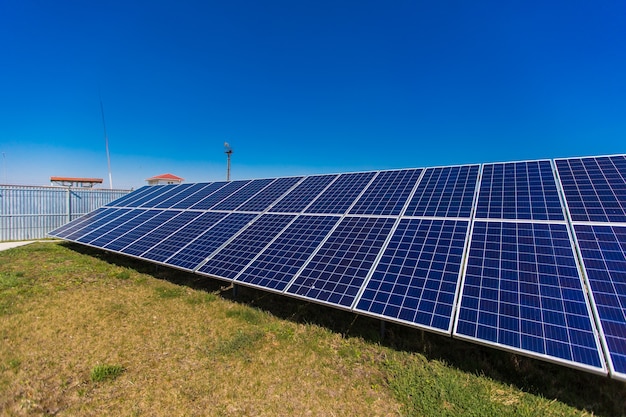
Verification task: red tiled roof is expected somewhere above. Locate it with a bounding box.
[146,173,184,181]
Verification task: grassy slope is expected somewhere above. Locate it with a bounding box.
[0,242,624,416]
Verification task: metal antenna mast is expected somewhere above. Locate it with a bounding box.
[99,96,113,189]
[224,142,233,181]
[2,152,6,184]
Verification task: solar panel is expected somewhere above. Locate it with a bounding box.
[196,214,296,280]
[50,207,112,238]
[235,215,340,291]
[454,221,605,373]
[476,161,564,221]
[555,155,626,380]
[573,223,626,379]
[190,180,251,210]
[49,154,626,379]
[165,212,257,271]
[269,174,337,213]
[285,216,396,308]
[349,169,423,216]
[211,178,275,211]
[355,219,469,333]
[404,165,479,218]
[120,211,202,257]
[304,172,377,214]
[556,155,626,223]
[139,183,194,208]
[124,185,171,207]
[152,183,210,208]
[65,208,133,242]
[84,209,163,248]
[142,211,228,263]
[170,182,227,209]
[236,176,303,212]
[105,185,151,207]
[104,210,180,252]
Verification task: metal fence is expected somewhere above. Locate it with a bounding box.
[0,185,131,241]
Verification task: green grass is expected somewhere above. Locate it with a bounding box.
[384,355,578,417]
[0,241,624,417]
[225,305,267,325]
[0,268,38,315]
[115,269,131,280]
[90,364,125,382]
[185,291,218,305]
[0,271,26,290]
[154,285,184,299]
[215,329,266,356]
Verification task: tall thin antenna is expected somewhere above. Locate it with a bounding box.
[2,152,6,184]
[99,96,113,189]
[224,142,233,181]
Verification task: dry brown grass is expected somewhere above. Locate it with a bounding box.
[0,242,400,416]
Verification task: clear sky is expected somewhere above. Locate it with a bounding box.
[1,1,625,189]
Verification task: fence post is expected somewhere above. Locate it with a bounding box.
[66,188,71,223]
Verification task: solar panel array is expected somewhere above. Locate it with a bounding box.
[49,154,626,380]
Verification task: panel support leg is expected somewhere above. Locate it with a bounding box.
[232,283,239,298]
[380,320,386,341]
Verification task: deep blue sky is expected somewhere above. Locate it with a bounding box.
[1,1,625,189]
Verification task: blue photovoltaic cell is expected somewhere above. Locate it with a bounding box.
[574,224,626,378]
[104,210,178,252]
[455,221,604,370]
[105,186,150,207]
[349,169,423,216]
[305,171,377,214]
[476,161,564,221]
[236,176,303,212]
[166,213,257,271]
[236,215,340,291]
[270,174,338,213]
[211,178,275,211]
[85,210,162,247]
[556,155,626,223]
[170,182,227,209]
[286,217,396,307]
[121,211,202,257]
[404,165,479,218]
[190,180,251,210]
[139,184,194,208]
[355,219,468,332]
[141,211,228,263]
[197,214,295,280]
[153,183,212,209]
[64,208,133,241]
[49,207,110,238]
[123,185,170,207]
